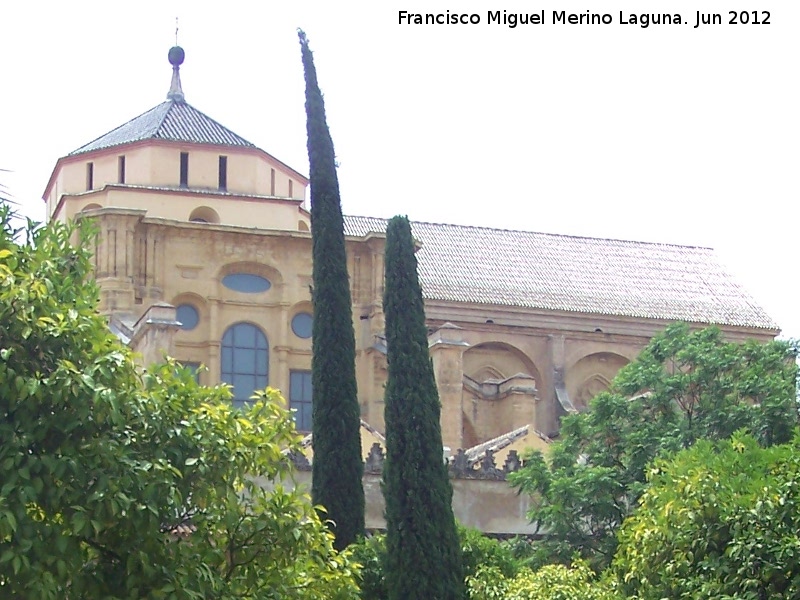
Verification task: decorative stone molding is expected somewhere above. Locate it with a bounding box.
[448,448,522,480]
[288,450,311,471]
[364,443,385,474]
[462,373,537,401]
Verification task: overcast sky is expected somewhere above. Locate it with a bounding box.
[1,1,798,338]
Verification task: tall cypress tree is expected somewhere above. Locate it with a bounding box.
[298,30,364,550]
[383,215,464,600]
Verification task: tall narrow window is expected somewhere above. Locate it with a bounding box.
[179,152,189,187]
[218,156,227,191]
[220,323,269,408]
[270,168,276,196]
[86,162,94,191]
[288,179,293,198]
[290,370,313,431]
[118,156,126,184]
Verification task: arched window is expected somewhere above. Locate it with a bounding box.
[221,322,268,407]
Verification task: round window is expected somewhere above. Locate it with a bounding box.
[176,304,199,330]
[291,312,313,339]
[222,273,271,293]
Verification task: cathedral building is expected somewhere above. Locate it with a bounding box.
[43,47,778,464]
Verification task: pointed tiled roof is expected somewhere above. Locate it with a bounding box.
[70,45,256,156]
[343,216,779,330]
[69,100,256,156]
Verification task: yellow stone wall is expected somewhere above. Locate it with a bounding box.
[46,140,777,452]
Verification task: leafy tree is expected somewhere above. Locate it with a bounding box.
[0,209,359,598]
[509,323,798,568]
[382,215,464,600]
[298,29,364,550]
[614,431,800,599]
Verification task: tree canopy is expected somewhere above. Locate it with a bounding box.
[0,208,359,598]
[614,432,800,598]
[382,215,463,600]
[509,323,799,568]
[298,29,364,550]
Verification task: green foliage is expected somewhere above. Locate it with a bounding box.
[0,209,359,598]
[349,534,388,600]
[509,323,798,568]
[459,525,519,580]
[350,526,523,600]
[298,30,364,549]
[467,562,620,600]
[614,431,800,599]
[382,215,464,599]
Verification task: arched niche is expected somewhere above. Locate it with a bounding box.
[462,341,540,384]
[565,352,630,410]
[461,341,541,446]
[189,206,220,224]
[171,292,208,334]
[472,365,505,383]
[81,203,103,212]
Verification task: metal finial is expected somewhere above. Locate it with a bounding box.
[167,43,185,102]
[175,17,179,46]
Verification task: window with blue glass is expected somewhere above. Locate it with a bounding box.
[221,273,271,293]
[176,303,199,330]
[291,312,313,339]
[220,323,269,407]
[289,370,313,432]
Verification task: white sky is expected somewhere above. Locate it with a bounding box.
[1,1,798,339]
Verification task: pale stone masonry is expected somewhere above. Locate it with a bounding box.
[44,47,778,457]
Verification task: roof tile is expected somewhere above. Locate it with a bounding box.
[69,100,256,155]
[343,216,778,330]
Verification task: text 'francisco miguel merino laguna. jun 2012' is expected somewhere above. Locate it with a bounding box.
[398,9,772,29]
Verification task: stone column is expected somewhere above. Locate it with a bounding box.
[429,323,470,451]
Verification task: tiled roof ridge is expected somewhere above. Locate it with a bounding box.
[69,101,172,156]
[164,102,256,148]
[344,215,715,251]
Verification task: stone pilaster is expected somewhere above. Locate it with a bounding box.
[429,322,470,451]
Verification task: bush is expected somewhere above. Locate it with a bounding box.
[467,562,619,600]
[351,526,523,599]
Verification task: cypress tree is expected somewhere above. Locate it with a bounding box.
[383,215,464,600]
[298,30,364,549]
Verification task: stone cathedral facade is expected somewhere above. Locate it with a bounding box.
[43,48,778,531]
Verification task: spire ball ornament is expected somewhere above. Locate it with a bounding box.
[168,45,185,66]
[166,45,185,102]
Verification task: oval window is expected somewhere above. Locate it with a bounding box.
[222,273,271,293]
[176,304,199,330]
[291,312,313,339]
